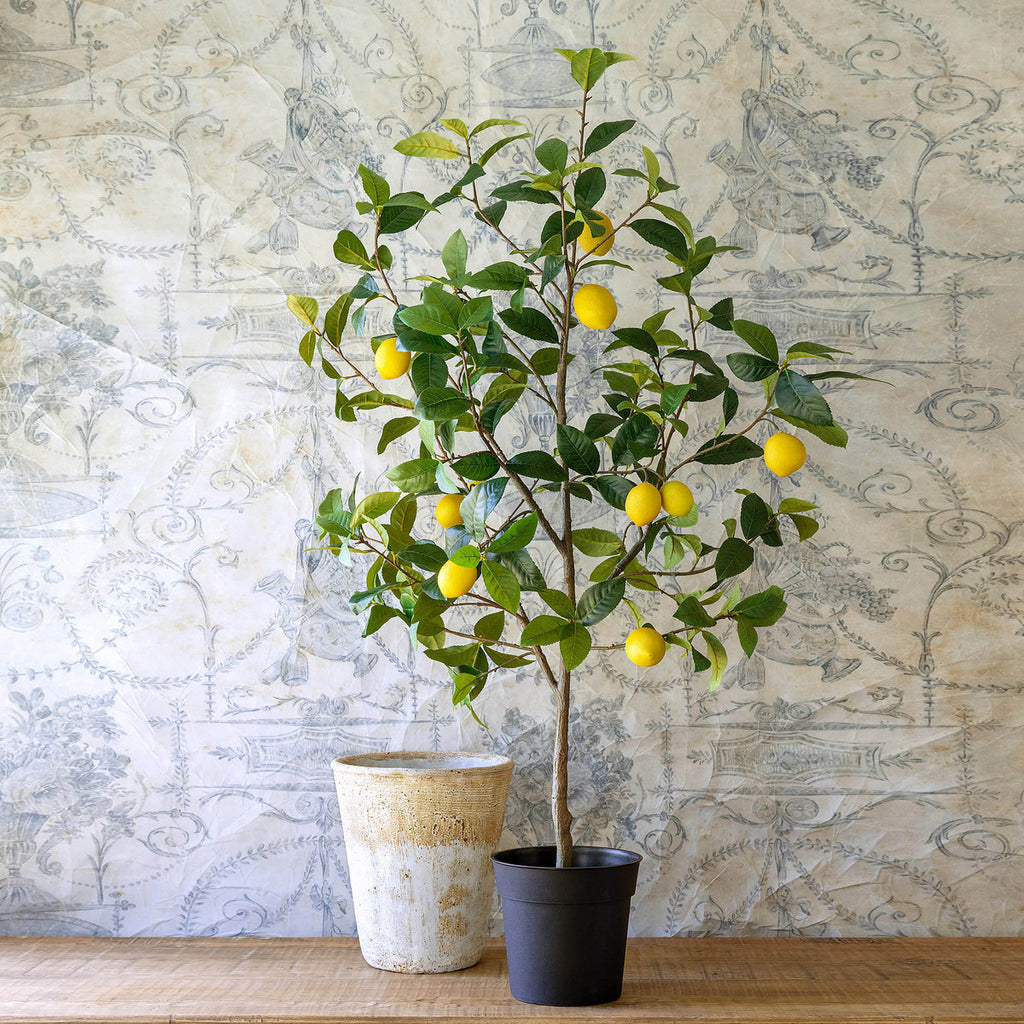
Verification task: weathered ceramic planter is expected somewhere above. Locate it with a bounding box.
[332,750,513,973]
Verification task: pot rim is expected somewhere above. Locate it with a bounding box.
[492,845,642,870]
[333,750,513,775]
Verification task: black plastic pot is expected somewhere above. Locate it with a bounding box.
[491,845,642,1006]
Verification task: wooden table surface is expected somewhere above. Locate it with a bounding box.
[1,936,1022,1023]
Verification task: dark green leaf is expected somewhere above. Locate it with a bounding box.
[378,202,427,234]
[451,451,500,480]
[592,474,632,509]
[630,218,689,260]
[576,578,625,626]
[535,137,568,171]
[530,347,562,376]
[499,306,559,344]
[693,434,764,465]
[377,416,419,454]
[574,166,607,208]
[521,615,570,646]
[706,297,734,330]
[498,548,546,591]
[540,589,575,618]
[731,319,779,361]
[775,369,833,426]
[474,611,506,641]
[584,412,622,439]
[556,423,600,475]
[715,536,755,583]
[727,352,778,382]
[773,412,849,448]
[490,179,559,205]
[674,595,716,628]
[733,585,787,626]
[740,493,772,540]
[410,352,449,393]
[507,450,567,481]
[442,229,468,280]
[736,615,758,658]
[612,413,659,465]
[608,327,659,361]
[468,262,530,291]
[787,512,820,541]
[414,387,472,421]
[583,119,635,157]
[398,302,456,336]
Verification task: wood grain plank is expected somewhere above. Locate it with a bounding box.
[1,937,1023,1023]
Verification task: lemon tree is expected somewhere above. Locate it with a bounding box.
[287,49,875,867]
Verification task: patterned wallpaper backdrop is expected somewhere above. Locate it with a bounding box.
[2,0,1024,939]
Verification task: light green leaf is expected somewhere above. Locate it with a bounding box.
[333,230,371,267]
[386,458,439,493]
[358,164,390,206]
[571,47,607,91]
[559,621,592,670]
[540,589,575,619]
[488,512,538,554]
[394,131,463,159]
[572,528,623,558]
[474,611,506,641]
[439,118,468,138]
[287,295,318,327]
[703,631,728,690]
[442,229,469,280]
[481,559,521,613]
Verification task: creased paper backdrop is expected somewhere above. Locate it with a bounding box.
[2,0,1024,938]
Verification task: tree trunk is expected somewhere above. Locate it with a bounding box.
[552,665,573,867]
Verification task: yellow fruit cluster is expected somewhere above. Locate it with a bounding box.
[625,480,694,527]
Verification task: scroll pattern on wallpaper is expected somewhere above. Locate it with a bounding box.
[2,0,1024,938]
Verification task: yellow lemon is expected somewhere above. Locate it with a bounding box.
[573,284,617,330]
[763,431,807,477]
[437,560,477,599]
[625,482,662,527]
[579,212,615,256]
[625,627,666,668]
[435,493,464,530]
[374,336,410,380]
[661,480,694,518]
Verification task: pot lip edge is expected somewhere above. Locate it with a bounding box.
[492,844,643,869]
[332,750,514,775]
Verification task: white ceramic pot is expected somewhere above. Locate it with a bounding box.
[332,750,513,973]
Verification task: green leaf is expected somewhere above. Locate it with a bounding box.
[459,295,494,330]
[715,536,755,583]
[298,329,316,366]
[576,578,625,626]
[287,294,318,327]
[650,202,695,247]
[727,352,778,382]
[375,417,418,456]
[787,512,820,541]
[786,340,848,360]
[731,319,779,362]
[691,647,711,674]
[440,117,468,138]
[358,164,390,206]
[574,166,607,209]
[481,559,521,613]
[468,262,530,291]
[470,117,524,138]
[705,296,734,330]
[674,596,717,628]
[461,478,508,542]
[414,387,472,421]
[583,119,635,157]
[608,327,659,361]
[660,383,694,415]
[778,498,819,513]
[442,229,468,280]
[571,47,607,91]
[540,589,575,618]
[693,434,763,465]
[642,145,661,185]
[499,306,559,344]
[498,549,546,591]
[474,611,506,641]
[450,451,500,480]
[507,450,567,481]
[490,179,559,206]
[398,303,457,337]
[363,604,402,638]
[560,622,592,670]
[740,493,772,540]
[352,490,402,528]
[521,615,571,646]
[323,294,353,346]
[774,369,834,426]
[612,413,659,465]
[773,412,849,448]
[477,133,532,168]
[732,586,787,626]
[630,219,688,260]
[394,131,462,159]
[333,229,371,267]
[592,475,632,510]
[572,528,623,558]
[401,540,449,572]
[584,413,622,439]
[736,616,758,658]
[488,512,538,553]
[386,458,439,493]
[530,347,562,376]
[703,631,728,690]
[535,137,568,171]
[556,423,600,475]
